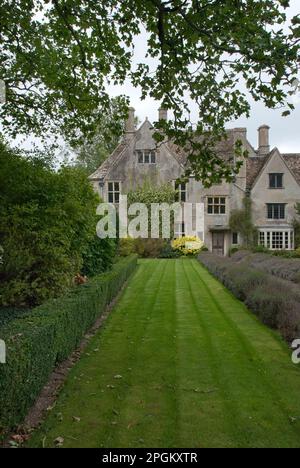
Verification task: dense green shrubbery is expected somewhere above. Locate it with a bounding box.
[118,237,166,258]
[0,142,116,307]
[271,248,300,259]
[0,307,29,329]
[134,238,165,258]
[118,237,136,257]
[119,235,207,259]
[0,255,137,435]
[159,242,181,259]
[199,252,300,343]
[81,236,117,277]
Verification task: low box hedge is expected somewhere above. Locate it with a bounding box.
[0,255,138,435]
[230,250,300,283]
[198,252,300,344]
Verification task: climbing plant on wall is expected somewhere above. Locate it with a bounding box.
[229,197,258,248]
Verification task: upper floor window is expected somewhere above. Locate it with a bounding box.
[136,150,156,164]
[267,203,286,220]
[108,182,120,203]
[269,173,283,189]
[207,197,226,215]
[175,182,187,202]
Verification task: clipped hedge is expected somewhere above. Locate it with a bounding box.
[0,255,137,435]
[230,250,300,283]
[198,252,300,343]
[0,307,29,329]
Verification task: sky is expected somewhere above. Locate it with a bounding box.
[107,0,300,154]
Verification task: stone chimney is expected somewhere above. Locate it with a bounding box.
[124,107,135,140]
[158,107,168,121]
[258,125,270,156]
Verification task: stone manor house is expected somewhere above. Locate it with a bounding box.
[89,107,300,256]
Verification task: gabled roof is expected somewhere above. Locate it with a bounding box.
[88,141,128,180]
[166,141,188,167]
[282,154,300,185]
[246,149,300,190]
[89,118,300,188]
[166,129,237,167]
[89,120,242,180]
[246,155,269,190]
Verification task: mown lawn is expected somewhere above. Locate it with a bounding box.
[28,259,300,448]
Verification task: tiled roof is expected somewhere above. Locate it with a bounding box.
[246,156,268,190]
[88,141,128,180]
[166,141,188,166]
[245,153,300,190]
[89,121,300,188]
[282,154,300,185]
[166,130,236,167]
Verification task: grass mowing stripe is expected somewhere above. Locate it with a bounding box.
[113,260,179,448]
[27,259,300,448]
[95,259,170,448]
[180,258,240,447]
[28,260,167,448]
[175,259,236,447]
[192,259,300,447]
[192,258,300,416]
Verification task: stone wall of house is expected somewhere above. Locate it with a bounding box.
[251,149,300,228]
[89,110,299,254]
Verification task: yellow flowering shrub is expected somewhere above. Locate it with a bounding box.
[171,236,204,256]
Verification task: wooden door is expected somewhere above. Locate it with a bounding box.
[212,232,225,256]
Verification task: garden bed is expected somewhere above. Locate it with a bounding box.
[198,252,300,343]
[230,250,300,283]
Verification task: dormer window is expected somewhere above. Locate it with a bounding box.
[136,150,156,164]
[269,173,283,189]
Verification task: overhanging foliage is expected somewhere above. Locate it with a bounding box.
[0,1,299,182]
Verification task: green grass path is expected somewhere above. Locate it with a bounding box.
[28,259,300,448]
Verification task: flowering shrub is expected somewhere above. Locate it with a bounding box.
[199,252,300,342]
[230,250,300,283]
[118,237,136,257]
[172,236,203,256]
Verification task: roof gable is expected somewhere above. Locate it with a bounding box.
[282,154,300,186]
[88,141,128,180]
[246,155,268,190]
[134,119,157,150]
[248,148,300,191]
[89,118,300,187]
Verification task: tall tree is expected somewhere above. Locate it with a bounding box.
[72,97,127,174]
[0,0,299,182]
